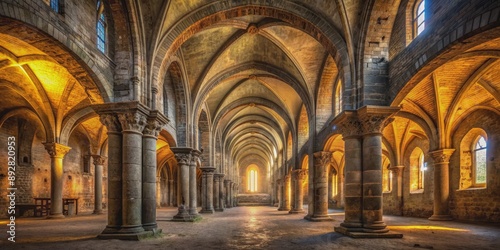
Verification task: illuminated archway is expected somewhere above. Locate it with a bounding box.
[246,164,260,193]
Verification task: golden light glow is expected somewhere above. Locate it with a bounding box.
[388,225,469,232]
[246,164,259,192]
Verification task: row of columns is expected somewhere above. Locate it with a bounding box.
[93,102,167,239]
[171,148,201,221]
[42,144,107,219]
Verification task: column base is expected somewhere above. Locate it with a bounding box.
[215,208,224,212]
[98,229,162,241]
[172,213,202,222]
[334,226,402,238]
[289,209,305,214]
[428,214,453,221]
[47,214,65,219]
[304,214,333,222]
[199,209,215,214]
[119,225,145,234]
[93,209,104,215]
[142,223,158,231]
[278,207,290,211]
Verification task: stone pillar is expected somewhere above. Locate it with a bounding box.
[225,180,232,208]
[97,114,122,234]
[92,155,106,214]
[200,166,216,213]
[43,142,71,219]
[429,149,455,221]
[305,152,332,221]
[168,180,174,206]
[389,165,404,215]
[214,173,224,211]
[141,112,166,231]
[390,165,404,197]
[172,148,192,221]
[334,106,401,238]
[279,175,291,211]
[118,110,147,234]
[218,175,225,210]
[276,179,283,210]
[360,124,386,232]
[232,183,238,207]
[290,169,307,213]
[189,150,201,218]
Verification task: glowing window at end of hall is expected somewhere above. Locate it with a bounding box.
[248,169,257,192]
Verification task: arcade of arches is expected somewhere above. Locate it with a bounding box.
[1,0,500,241]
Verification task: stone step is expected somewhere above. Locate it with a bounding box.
[237,193,272,206]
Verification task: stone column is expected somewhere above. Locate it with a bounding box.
[225,180,232,208]
[279,175,291,211]
[43,142,71,219]
[118,110,147,234]
[357,107,398,233]
[305,152,332,221]
[389,166,404,198]
[389,166,404,215]
[429,149,455,221]
[200,166,216,213]
[96,113,122,234]
[189,150,201,218]
[290,169,307,213]
[171,148,192,221]
[276,179,283,210]
[218,175,225,210]
[334,106,401,237]
[232,182,238,207]
[213,173,224,211]
[168,180,174,206]
[141,112,166,231]
[92,155,106,214]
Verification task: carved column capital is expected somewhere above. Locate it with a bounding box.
[99,114,121,132]
[92,155,107,165]
[144,110,169,137]
[143,119,162,137]
[200,166,216,173]
[313,151,332,168]
[357,106,399,135]
[389,165,404,175]
[430,149,456,164]
[292,169,308,181]
[118,111,147,133]
[43,143,71,158]
[334,111,362,138]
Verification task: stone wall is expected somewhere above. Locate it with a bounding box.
[389,0,500,102]
[449,110,500,222]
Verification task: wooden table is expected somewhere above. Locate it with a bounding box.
[33,197,79,217]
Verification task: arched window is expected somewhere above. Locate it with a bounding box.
[248,169,257,192]
[410,147,425,193]
[414,0,425,37]
[334,79,343,115]
[382,155,392,193]
[50,0,59,13]
[97,0,107,53]
[473,136,487,186]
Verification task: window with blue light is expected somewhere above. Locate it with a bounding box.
[97,1,106,53]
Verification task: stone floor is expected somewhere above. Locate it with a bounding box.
[1,206,500,249]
